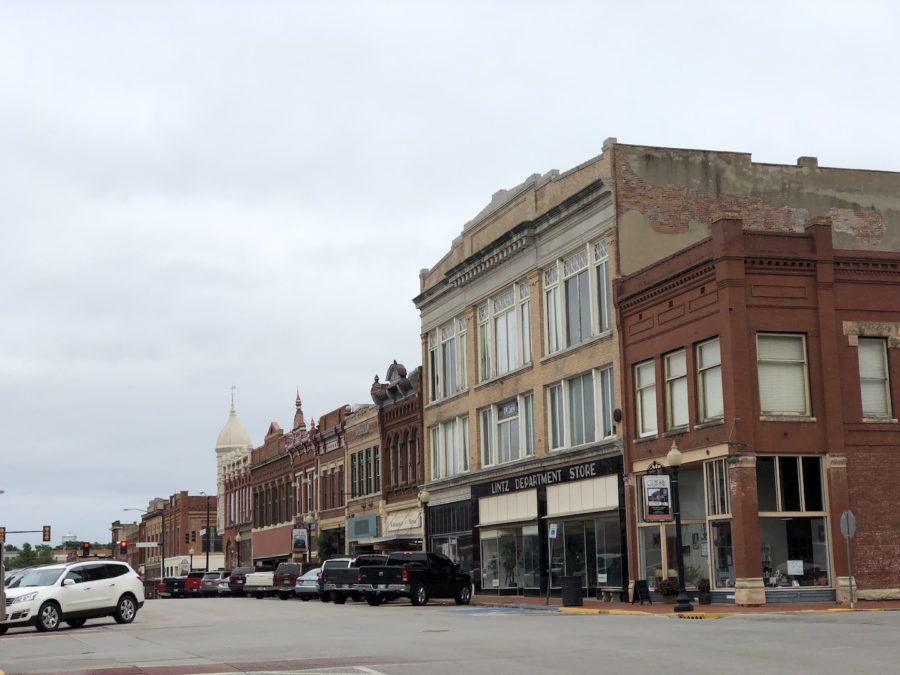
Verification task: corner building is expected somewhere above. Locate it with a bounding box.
[415,148,625,598]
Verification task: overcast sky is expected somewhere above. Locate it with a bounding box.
[2,1,898,548]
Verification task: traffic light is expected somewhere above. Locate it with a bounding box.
[42,525,51,542]
[0,526,5,544]
[81,541,91,557]
[191,531,196,542]
[184,533,190,544]
[119,540,128,555]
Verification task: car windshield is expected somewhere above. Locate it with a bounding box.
[17,568,65,587]
[300,568,321,580]
[202,573,219,580]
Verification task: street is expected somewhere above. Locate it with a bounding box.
[2,597,900,674]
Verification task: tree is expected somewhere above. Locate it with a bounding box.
[35,544,56,565]
[317,531,336,561]
[10,542,37,569]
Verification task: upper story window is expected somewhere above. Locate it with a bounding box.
[478,282,532,382]
[858,338,892,418]
[756,456,824,513]
[430,416,469,480]
[635,360,657,437]
[664,350,688,430]
[705,458,731,516]
[543,237,613,355]
[696,338,724,423]
[350,446,380,498]
[757,333,810,416]
[428,316,468,402]
[480,393,534,467]
[548,366,615,450]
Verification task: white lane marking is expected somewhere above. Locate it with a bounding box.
[356,668,389,675]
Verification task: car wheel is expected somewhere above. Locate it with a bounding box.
[366,595,382,606]
[114,594,138,624]
[333,593,347,605]
[0,625,9,635]
[320,592,331,603]
[66,617,88,628]
[278,592,291,600]
[35,602,61,632]
[454,584,472,605]
[411,583,429,607]
[300,596,310,601]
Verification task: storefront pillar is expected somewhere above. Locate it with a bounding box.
[728,453,765,606]
[825,453,853,602]
[622,473,639,602]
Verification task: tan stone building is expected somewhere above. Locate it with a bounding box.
[415,146,624,597]
[344,402,382,553]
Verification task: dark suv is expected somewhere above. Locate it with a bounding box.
[272,562,303,600]
[227,566,255,597]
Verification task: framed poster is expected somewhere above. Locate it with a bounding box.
[292,527,308,553]
[643,474,672,522]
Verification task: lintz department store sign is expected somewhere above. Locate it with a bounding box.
[473,458,619,498]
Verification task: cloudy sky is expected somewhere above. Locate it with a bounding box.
[2,1,897,548]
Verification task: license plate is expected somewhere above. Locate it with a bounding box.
[378,584,387,590]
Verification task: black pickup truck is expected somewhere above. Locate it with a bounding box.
[321,554,389,604]
[158,576,186,598]
[356,551,472,606]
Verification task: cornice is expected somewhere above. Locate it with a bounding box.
[619,263,715,312]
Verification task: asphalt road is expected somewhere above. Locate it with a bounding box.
[2,597,900,675]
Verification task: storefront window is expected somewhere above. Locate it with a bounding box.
[760,517,830,587]
[640,527,663,590]
[480,527,540,591]
[482,536,500,590]
[710,520,735,589]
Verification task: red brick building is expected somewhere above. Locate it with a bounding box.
[249,420,294,568]
[616,215,899,605]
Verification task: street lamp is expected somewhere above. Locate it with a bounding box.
[189,547,194,571]
[303,513,314,564]
[418,490,431,553]
[200,491,211,572]
[667,441,694,613]
[125,506,165,582]
[235,533,241,568]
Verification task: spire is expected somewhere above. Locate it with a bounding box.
[294,388,307,431]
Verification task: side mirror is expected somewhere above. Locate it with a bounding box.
[63,578,75,587]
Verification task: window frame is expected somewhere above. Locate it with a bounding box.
[478,282,532,383]
[664,349,689,431]
[635,359,658,438]
[696,337,724,423]
[480,393,535,468]
[429,416,469,481]
[756,333,811,417]
[428,316,468,402]
[858,337,892,418]
[547,366,615,451]
[542,237,613,356]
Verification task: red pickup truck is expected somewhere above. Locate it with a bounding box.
[184,571,206,596]
[272,562,304,600]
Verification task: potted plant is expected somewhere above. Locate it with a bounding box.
[657,578,679,603]
[697,578,712,605]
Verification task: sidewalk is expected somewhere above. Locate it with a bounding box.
[472,593,900,618]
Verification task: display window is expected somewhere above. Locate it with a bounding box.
[480,526,540,590]
[547,514,623,589]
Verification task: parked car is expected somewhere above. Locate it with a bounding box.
[294,567,321,600]
[0,560,145,634]
[321,554,389,604]
[356,551,472,606]
[228,566,255,596]
[272,562,304,600]
[216,576,231,596]
[184,571,207,596]
[316,557,351,603]
[200,571,231,597]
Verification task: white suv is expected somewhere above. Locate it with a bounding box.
[1,561,145,634]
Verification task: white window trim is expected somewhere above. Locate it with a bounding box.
[542,237,613,356]
[429,416,469,481]
[480,393,534,468]
[428,316,468,403]
[547,367,615,451]
[696,337,724,423]
[664,349,689,431]
[858,337,893,419]
[478,283,532,383]
[756,333,811,417]
[635,359,658,438]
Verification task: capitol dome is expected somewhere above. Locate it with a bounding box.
[216,403,253,451]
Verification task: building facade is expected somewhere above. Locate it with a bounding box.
[345,402,383,553]
[249,421,294,567]
[214,397,253,568]
[617,215,900,605]
[415,152,625,597]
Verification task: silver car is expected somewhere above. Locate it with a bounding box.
[294,567,321,601]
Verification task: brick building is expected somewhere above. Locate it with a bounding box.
[249,420,293,567]
[616,215,899,605]
[214,397,253,569]
[371,361,425,553]
[345,401,382,553]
